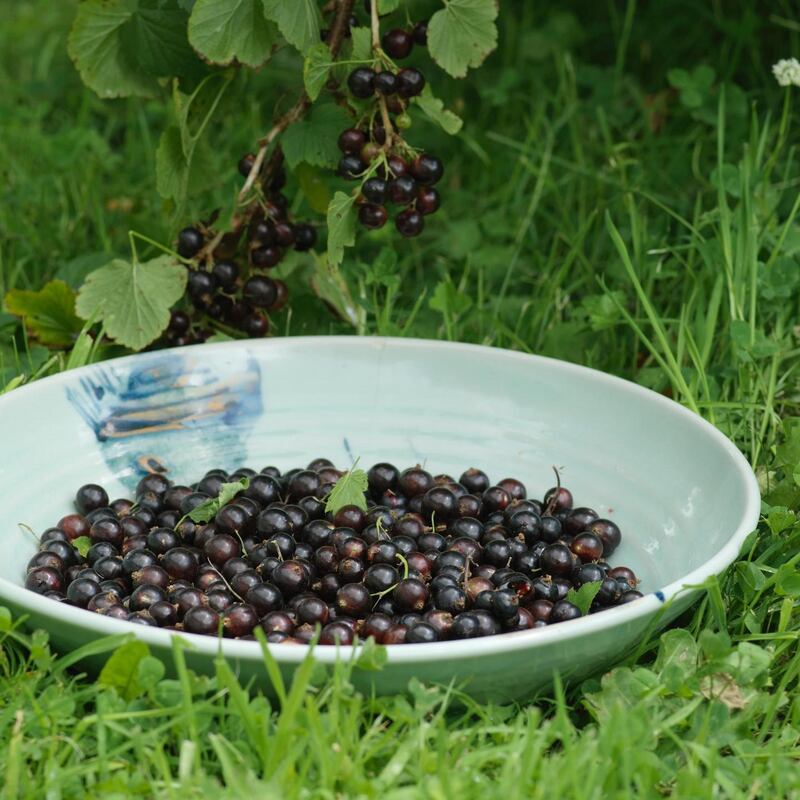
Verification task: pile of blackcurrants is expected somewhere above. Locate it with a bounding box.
[338,19,442,238]
[162,160,317,347]
[24,461,643,645]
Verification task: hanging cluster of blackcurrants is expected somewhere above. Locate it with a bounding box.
[24,460,643,645]
[162,158,318,347]
[336,17,443,238]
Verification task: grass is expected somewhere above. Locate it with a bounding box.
[3,1,800,796]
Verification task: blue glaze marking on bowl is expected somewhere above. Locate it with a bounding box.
[66,351,263,487]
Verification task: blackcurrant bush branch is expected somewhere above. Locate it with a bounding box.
[370,0,395,149]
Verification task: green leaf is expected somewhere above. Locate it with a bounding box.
[72,537,92,558]
[354,638,388,670]
[75,256,188,351]
[326,192,357,269]
[350,27,373,62]
[429,279,472,315]
[120,0,200,81]
[654,628,699,680]
[775,563,800,598]
[155,125,187,201]
[428,0,498,79]
[282,102,352,169]
[412,85,463,134]
[187,478,250,523]
[68,0,158,98]
[303,43,332,101]
[325,466,369,514]
[99,640,150,700]
[262,0,321,55]
[4,280,84,347]
[766,507,795,534]
[566,580,602,615]
[136,655,166,692]
[295,162,333,214]
[188,0,278,67]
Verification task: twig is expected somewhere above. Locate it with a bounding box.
[370,0,395,149]
[238,0,356,205]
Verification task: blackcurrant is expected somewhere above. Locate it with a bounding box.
[374,71,399,95]
[362,178,388,205]
[412,20,428,46]
[243,276,278,309]
[416,187,440,215]
[338,128,366,154]
[251,246,282,269]
[177,227,204,258]
[388,176,417,205]
[395,208,424,237]
[358,204,388,230]
[347,68,376,98]
[75,484,109,515]
[212,261,239,292]
[411,154,444,186]
[397,68,425,98]
[382,29,413,59]
[293,224,317,252]
[338,155,366,180]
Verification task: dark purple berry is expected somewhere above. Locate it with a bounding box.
[347,68,376,98]
[177,227,203,258]
[382,29,413,59]
[358,204,388,229]
[411,154,444,186]
[397,68,425,98]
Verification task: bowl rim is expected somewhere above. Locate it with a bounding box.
[0,335,761,664]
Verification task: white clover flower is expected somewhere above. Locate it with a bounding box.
[772,58,800,87]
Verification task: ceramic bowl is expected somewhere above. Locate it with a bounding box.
[0,337,760,700]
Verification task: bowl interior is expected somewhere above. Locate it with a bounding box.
[0,337,756,605]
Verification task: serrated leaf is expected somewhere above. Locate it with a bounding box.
[99,640,150,700]
[325,467,369,514]
[295,162,333,214]
[766,507,795,534]
[68,0,158,98]
[75,257,188,351]
[412,85,463,134]
[350,26,373,62]
[188,478,250,523]
[4,280,84,348]
[262,0,321,55]
[283,102,352,169]
[72,537,92,558]
[156,125,186,200]
[428,0,498,79]
[326,192,357,269]
[188,0,278,67]
[120,0,200,81]
[566,580,602,615]
[303,43,332,101]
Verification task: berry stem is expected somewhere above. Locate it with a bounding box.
[370,0,395,149]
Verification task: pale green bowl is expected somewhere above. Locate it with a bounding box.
[0,337,760,700]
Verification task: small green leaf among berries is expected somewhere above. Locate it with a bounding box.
[326,192,358,269]
[72,536,92,558]
[75,256,187,351]
[412,85,464,134]
[4,280,84,348]
[187,478,251,524]
[325,466,369,515]
[566,580,603,616]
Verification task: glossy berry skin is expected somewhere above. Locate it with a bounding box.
[550,600,582,624]
[271,560,310,597]
[243,312,270,338]
[161,547,199,581]
[416,187,440,215]
[393,578,429,612]
[223,604,259,637]
[388,176,417,205]
[243,276,278,309]
[338,155,366,180]
[362,178,388,205]
[374,71,399,95]
[540,544,574,577]
[75,484,109,515]
[544,486,574,513]
[382,29,413,59]
[412,20,428,46]
[336,583,371,618]
[338,128,366,154]
[183,606,220,635]
[347,68,376,98]
[411,154,444,186]
[564,507,599,536]
[26,567,63,595]
[66,577,101,608]
[319,621,354,645]
[177,227,203,258]
[212,261,239,292]
[358,204,388,230]
[90,518,124,548]
[293,224,317,252]
[149,600,178,627]
[589,519,622,556]
[251,246,281,269]
[395,208,424,238]
[570,532,604,563]
[397,68,425,98]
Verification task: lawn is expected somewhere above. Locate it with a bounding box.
[2,1,800,796]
